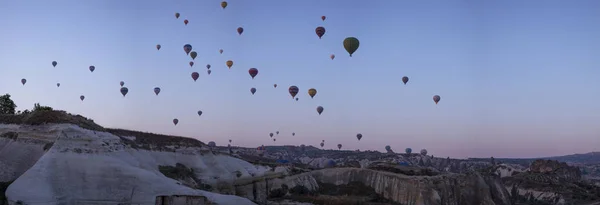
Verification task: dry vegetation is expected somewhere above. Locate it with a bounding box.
[0,110,205,150]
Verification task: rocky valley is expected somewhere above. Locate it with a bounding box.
[1,110,600,205]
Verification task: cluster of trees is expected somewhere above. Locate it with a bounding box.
[0,94,53,115]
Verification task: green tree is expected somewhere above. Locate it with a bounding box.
[0,94,17,115]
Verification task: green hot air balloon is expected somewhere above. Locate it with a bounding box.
[343,37,360,57]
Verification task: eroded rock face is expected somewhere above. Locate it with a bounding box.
[236,168,511,205]
[530,159,581,181]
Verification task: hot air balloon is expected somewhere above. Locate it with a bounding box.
[191,72,199,81]
[229,139,232,143]
[320,142,324,148]
[337,144,342,150]
[433,95,441,104]
[20,79,26,85]
[288,86,299,98]
[308,88,317,98]
[402,76,409,85]
[405,148,412,154]
[89,66,95,72]
[273,84,277,88]
[175,13,180,19]
[420,149,428,155]
[184,19,189,25]
[156,44,161,50]
[226,60,233,69]
[183,44,192,55]
[56,83,60,87]
[248,68,258,79]
[321,16,326,21]
[273,139,276,142]
[276,131,279,135]
[237,27,244,35]
[316,106,324,115]
[120,81,125,87]
[120,87,129,97]
[330,54,335,60]
[52,61,57,67]
[80,95,85,101]
[173,118,179,125]
[197,110,202,116]
[206,64,211,69]
[343,37,360,57]
[207,70,212,75]
[208,141,216,147]
[295,98,299,101]
[154,87,161,95]
[269,133,274,137]
[292,132,295,136]
[219,49,223,54]
[189,61,194,67]
[356,133,362,141]
[190,51,198,60]
[315,27,326,39]
[221,1,227,9]
[250,87,256,95]
[385,145,391,152]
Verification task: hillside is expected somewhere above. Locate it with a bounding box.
[0,110,262,204]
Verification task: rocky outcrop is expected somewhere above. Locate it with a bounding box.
[530,159,581,181]
[0,122,260,205]
[234,168,512,205]
[504,159,600,205]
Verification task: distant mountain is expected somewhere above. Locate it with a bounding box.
[546,152,600,164]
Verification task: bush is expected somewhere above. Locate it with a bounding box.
[33,103,53,111]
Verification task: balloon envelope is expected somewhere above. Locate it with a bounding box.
[316,106,324,115]
[248,68,258,79]
[154,87,161,95]
[184,44,192,55]
[288,86,299,98]
[191,72,200,81]
[52,61,57,67]
[173,119,179,125]
[308,88,317,98]
[433,95,441,104]
[237,27,244,35]
[343,37,360,57]
[402,76,409,85]
[226,60,233,69]
[250,87,256,95]
[120,87,129,97]
[315,27,326,39]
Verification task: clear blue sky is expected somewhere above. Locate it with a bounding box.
[1,0,599,158]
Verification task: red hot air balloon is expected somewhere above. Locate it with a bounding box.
[315,27,326,39]
[248,68,258,79]
[321,16,326,21]
[288,86,299,98]
[191,72,199,81]
[184,19,189,25]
